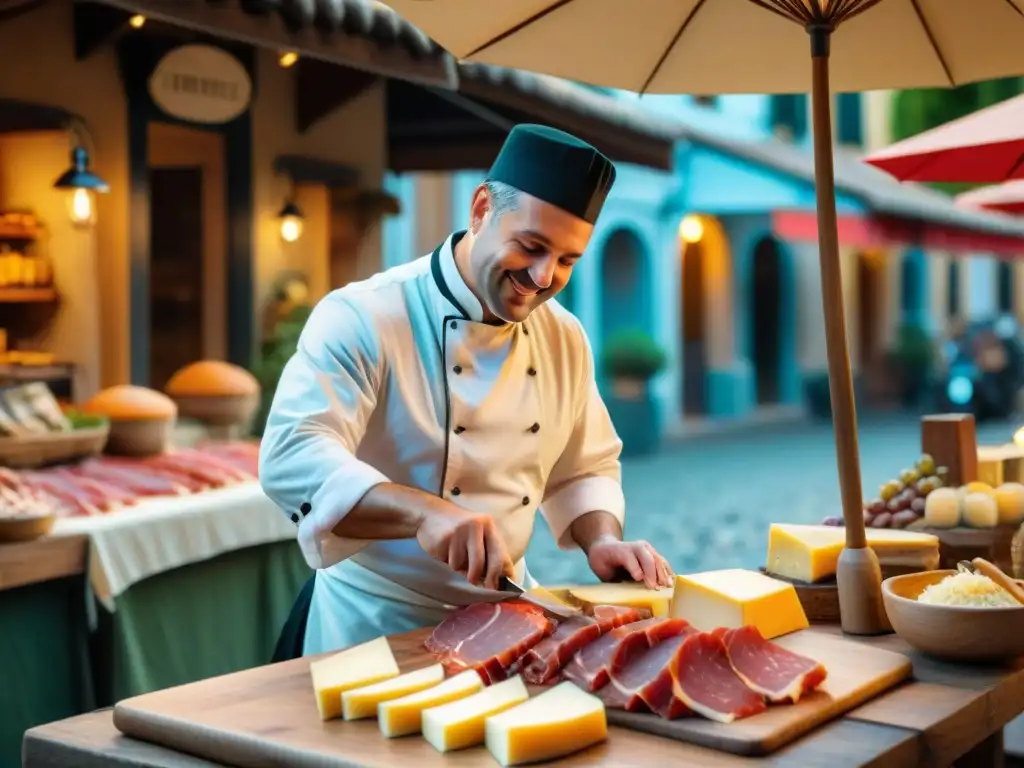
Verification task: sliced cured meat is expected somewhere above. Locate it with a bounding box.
[47,468,137,510]
[653,633,767,724]
[519,605,647,685]
[99,457,214,493]
[156,449,253,483]
[601,625,699,717]
[194,441,259,476]
[21,474,102,516]
[562,617,687,692]
[73,461,189,497]
[426,601,553,684]
[713,626,827,704]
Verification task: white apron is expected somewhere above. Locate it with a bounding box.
[259,232,625,655]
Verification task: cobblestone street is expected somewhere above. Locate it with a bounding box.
[525,414,1022,585]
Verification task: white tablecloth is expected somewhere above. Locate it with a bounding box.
[51,483,295,610]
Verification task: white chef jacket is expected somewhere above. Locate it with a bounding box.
[259,231,625,655]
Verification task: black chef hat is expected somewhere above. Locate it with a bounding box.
[487,124,616,224]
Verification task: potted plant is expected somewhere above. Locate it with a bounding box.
[250,304,313,437]
[889,323,936,409]
[601,329,667,457]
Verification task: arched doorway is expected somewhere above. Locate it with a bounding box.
[599,228,649,348]
[678,214,732,417]
[857,251,885,371]
[751,237,783,404]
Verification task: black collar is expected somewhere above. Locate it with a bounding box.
[430,231,469,320]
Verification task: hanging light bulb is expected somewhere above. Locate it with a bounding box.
[278,199,304,243]
[679,215,704,244]
[53,146,109,228]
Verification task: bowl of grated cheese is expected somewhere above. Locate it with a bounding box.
[882,569,1024,662]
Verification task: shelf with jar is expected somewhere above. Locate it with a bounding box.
[0,211,56,303]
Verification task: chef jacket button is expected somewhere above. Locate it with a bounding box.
[450,320,458,330]
[300,502,311,516]
[530,422,540,433]
[452,487,462,496]
[290,513,300,524]
[522,496,530,506]
[453,365,463,375]
[527,367,537,376]
[454,425,465,434]
[523,327,529,336]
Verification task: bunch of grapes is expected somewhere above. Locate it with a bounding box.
[822,454,948,529]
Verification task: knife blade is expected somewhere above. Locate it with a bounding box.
[498,576,581,619]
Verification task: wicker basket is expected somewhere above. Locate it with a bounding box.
[0,512,55,542]
[0,425,110,469]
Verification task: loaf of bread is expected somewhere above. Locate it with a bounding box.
[82,385,177,421]
[165,360,260,398]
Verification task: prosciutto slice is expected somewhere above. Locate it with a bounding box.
[647,633,767,724]
[562,617,688,692]
[520,605,648,685]
[714,626,827,704]
[426,601,553,684]
[599,625,698,717]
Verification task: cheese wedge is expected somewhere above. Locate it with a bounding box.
[766,523,940,583]
[309,636,399,721]
[422,676,530,753]
[670,569,809,640]
[378,670,483,737]
[485,681,607,767]
[341,663,445,721]
[564,582,673,617]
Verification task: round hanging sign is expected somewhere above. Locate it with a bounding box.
[148,44,252,125]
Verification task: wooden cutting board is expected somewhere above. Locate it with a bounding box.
[113,628,910,766]
[607,629,912,756]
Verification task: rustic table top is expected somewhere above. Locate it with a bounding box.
[22,625,1024,768]
[0,533,86,592]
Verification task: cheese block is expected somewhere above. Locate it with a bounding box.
[309,636,399,721]
[485,681,606,767]
[422,675,529,753]
[341,663,445,720]
[670,569,809,640]
[563,582,673,617]
[766,523,940,583]
[379,670,482,738]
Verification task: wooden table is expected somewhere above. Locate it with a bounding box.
[0,534,87,592]
[21,624,1024,768]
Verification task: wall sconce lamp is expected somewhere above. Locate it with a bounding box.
[278,198,304,243]
[53,145,110,229]
[679,214,704,244]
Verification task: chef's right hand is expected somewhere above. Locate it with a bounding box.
[417,503,515,591]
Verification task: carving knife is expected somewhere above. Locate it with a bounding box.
[498,575,581,619]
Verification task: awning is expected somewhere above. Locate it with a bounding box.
[388,63,676,172]
[86,0,675,172]
[773,210,1024,259]
[676,122,1024,252]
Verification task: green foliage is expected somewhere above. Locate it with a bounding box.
[64,411,109,430]
[891,323,935,374]
[890,76,1024,195]
[601,329,667,381]
[250,305,313,437]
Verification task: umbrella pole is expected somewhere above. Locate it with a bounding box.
[808,26,888,635]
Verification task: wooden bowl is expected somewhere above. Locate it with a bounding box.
[0,425,109,469]
[0,512,55,542]
[882,570,1024,662]
[171,394,259,427]
[105,418,173,457]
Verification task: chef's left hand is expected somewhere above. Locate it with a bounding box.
[587,535,674,589]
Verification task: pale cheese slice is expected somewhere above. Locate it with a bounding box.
[485,681,607,767]
[422,675,529,753]
[767,523,940,583]
[309,636,399,721]
[564,582,673,617]
[341,663,444,721]
[378,670,482,738]
[670,569,809,640]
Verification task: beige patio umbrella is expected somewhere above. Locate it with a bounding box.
[382,0,1024,635]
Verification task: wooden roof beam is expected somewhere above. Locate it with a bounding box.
[295,58,378,135]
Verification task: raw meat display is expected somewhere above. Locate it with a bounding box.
[426,601,828,726]
[426,601,554,684]
[519,605,648,685]
[0,441,260,517]
[713,626,827,704]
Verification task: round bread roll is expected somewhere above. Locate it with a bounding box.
[924,487,960,528]
[995,483,1024,525]
[962,492,999,528]
[165,360,260,398]
[82,385,177,421]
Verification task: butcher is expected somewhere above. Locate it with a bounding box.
[260,124,674,657]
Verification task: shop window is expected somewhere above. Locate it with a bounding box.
[947,260,960,318]
[998,261,1015,313]
[769,94,807,142]
[837,93,864,146]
